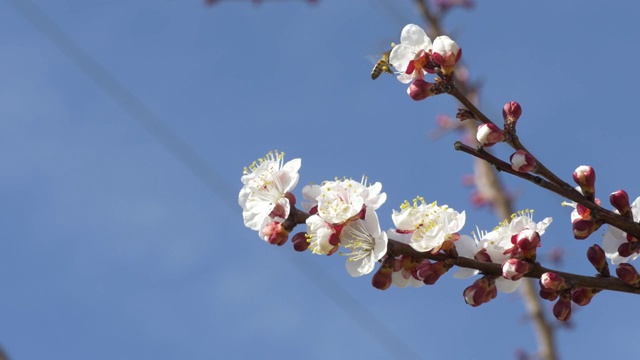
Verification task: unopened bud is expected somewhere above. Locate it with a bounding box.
[586,244,609,276]
[502,101,522,123]
[540,272,568,291]
[292,232,310,252]
[572,218,597,240]
[463,277,496,307]
[571,287,599,306]
[416,260,451,285]
[552,291,572,321]
[617,242,636,258]
[510,150,536,173]
[407,79,435,101]
[502,259,533,281]
[260,221,289,246]
[432,35,462,74]
[516,229,541,261]
[474,248,492,262]
[539,287,560,301]
[616,263,640,286]
[610,190,631,219]
[476,123,505,147]
[573,166,596,201]
[372,262,394,291]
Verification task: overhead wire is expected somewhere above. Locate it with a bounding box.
[6,0,423,359]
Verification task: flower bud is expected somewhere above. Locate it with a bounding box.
[572,218,597,240]
[502,101,522,123]
[502,259,533,281]
[552,291,572,321]
[407,79,434,101]
[463,277,496,307]
[573,166,596,201]
[476,123,505,147]
[571,287,599,306]
[539,287,560,301]
[372,262,393,291]
[617,242,637,258]
[610,190,631,219]
[616,263,640,285]
[292,232,310,252]
[540,272,568,291]
[260,221,289,246]
[432,35,462,74]
[516,229,540,261]
[586,244,609,276]
[474,248,492,262]
[416,260,451,285]
[510,150,536,173]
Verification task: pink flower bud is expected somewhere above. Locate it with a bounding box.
[292,232,310,252]
[586,244,609,276]
[610,190,631,218]
[407,79,434,101]
[510,150,536,173]
[476,123,505,147]
[552,291,572,321]
[260,221,289,246]
[432,35,462,73]
[516,229,540,261]
[571,287,599,306]
[372,262,393,291]
[502,259,533,281]
[502,101,522,123]
[616,263,640,285]
[540,272,568,291]
[573,166,596,200]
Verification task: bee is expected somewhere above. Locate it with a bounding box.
[370,43,395,80]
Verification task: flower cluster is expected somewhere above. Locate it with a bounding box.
[302,177,388,277]
[238,150,301,245]
[457,210,552,298]
[388,24,462,100]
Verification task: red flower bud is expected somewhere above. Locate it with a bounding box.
[502,101,522,123]
[573,166,596,201]
[571,287,599,306]
[610,190,631,219]
[616,263,640,285]
[572,218,597,240]
[510,150,536,173]
[586,244,609,276]
[552,291,572,321]
[516,229,540,261]
[292,232,310,252]
[372,263,393,291]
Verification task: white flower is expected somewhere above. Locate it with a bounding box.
[603,196,640,265]
[315,176,386,225]
[389,24,432,84]
[432,35,461,69]
[306,214,339,255]
[239,151,301,233]
[301,183,321,212]
[389,197,465,254]
[340,208,388,277]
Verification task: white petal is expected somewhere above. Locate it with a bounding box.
[495,278,521,293]
[389,44,414,73]
[400,24,429,48]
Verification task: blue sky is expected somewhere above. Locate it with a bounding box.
[2,0,640,359]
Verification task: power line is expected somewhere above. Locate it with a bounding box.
[7,1,422,358]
